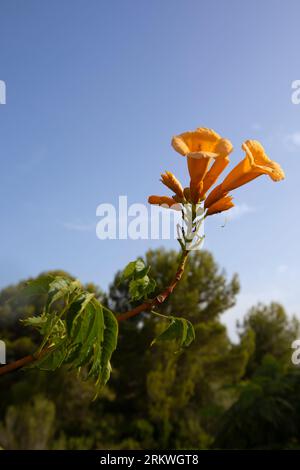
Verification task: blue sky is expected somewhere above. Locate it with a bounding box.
[1,0,300,339]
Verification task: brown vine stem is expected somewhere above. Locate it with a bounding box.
[0,346,52,377]
[117,249,189,321]
[0,250,189,377]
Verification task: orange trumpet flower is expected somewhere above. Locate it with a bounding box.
[148,195,181,211]
[148,129,285,223]
[205,140,285,208]
[160,171,184,199]
[205,194,234,216]
[171,127,233,203]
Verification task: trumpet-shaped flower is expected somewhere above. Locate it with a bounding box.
[171,127,231,160]
[223,140,285,191]
[148,195,181,211]
[171,127,233,203]
[149,129,284,224]
[205,140,285,208]
[160,171,184,198]
[201,156,230,197]
[205,194,234,216]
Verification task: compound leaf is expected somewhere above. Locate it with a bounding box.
[151,316,195,351]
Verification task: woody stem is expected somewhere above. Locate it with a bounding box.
[117,249,189,322]
[0,250,190,377]
[0,347,52,377]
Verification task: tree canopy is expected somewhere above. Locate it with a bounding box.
[0,248,299,450]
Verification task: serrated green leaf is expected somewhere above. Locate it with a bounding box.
[72,301,104,366]
[64,343,81,365]
[65,297,83,337]
[129,275,156,301]
[31,341,68,371]
[129,276,150,301]
[184,320,196,347]
[120,259,155,301]
[22,275,119,396]
[151,317,195,351]
[145,277,156,296]
[47,278,81,309]
[22,314,47,329]
[65,292,94,336]
[121,261,137,280]
[21,275,54,299]
[133,265,150,280]
[120,258,147,282]
[81,302,104,362]
[152,319,179,344]
[135,258,146,272]
[95,307,118,389]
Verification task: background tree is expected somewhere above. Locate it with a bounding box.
[107,248,251,449]
[0,249,298,450]
[238,302,300,376]
[214,304,300,449]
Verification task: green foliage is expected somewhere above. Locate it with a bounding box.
[22,275,118,396]
[0,395,56,450]
[214,356,300,449]
[120,258,156,301]
[143,248,240,322]
[20,274,54,300]
[151,313,195,351]
[0,249,298,450]
[238,302,300,376]
[108,249,246,449]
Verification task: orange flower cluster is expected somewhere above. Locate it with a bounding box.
[148,127,285,216]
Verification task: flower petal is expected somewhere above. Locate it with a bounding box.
[190,180,203,204]
[220,140,285,192]
[187,155,212,183]
[172,128,233,191]
[148,195,181,211]
[204,184,225,208]
[206,195,234,216]
[201,156,230,196]
[242,140,285,182]
[172,127,222,156]
[214,138,233,157]
[160,171,184,198]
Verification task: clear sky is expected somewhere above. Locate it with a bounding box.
[1,0,300,339]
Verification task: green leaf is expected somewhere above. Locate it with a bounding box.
[121,261,137,280]
[120,258,147,281]
[145,277,156,295]
[96,306,118,389]
[65,297,84,336]
[134,258,146,272]
[22,275,119,395]
[47,278,81,309]
[73,301,104,367]
[133,259,150,279]
[129,276,150,301]
[22,311,66,340]
[33,342,68,371]
[120,259,155,301]
[22,314,47,329]
[128,275,156,301]
[134,266,150,279]
[151,317,195,351]
[21,275,54,299]
[65,292,94,336]
[184,320,196,347]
